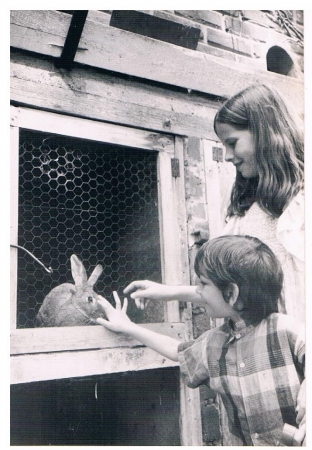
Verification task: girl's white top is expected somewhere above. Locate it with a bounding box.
[222,191,305,322]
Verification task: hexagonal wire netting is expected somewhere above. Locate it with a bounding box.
[16,129,163,328]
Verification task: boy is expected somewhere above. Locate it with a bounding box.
[96,235,305,446]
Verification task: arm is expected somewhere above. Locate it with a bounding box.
[96,292,180,361]
[293,378,306,445]
[285,315,306,445]
[123,280,204,309]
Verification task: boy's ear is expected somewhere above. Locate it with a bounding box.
[226,283,240,308]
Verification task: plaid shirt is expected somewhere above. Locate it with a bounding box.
[178,313,305,446]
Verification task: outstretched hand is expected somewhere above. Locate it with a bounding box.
[96,292,132,333]
[123,280,172,310]
[98,290,180,362]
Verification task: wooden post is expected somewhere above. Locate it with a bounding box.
[173,137,203,445]
[10,125,19,329]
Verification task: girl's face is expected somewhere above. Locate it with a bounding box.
[196,275,237,319]
[215,122,258,178]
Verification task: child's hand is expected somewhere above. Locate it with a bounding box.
[96,291,133,333]
[123,280,172,310]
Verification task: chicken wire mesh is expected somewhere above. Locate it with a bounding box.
[16,129,163,328]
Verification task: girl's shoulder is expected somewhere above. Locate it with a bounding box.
[281,190,304,219]
[222,201,276,237]
[265,312,305,336]
[277,190,304,261]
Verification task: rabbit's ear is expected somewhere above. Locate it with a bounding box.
[70,255,88,287]
[88,264,103,287]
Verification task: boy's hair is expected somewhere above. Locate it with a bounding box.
[214,83,304,218]
[194,235,282,322]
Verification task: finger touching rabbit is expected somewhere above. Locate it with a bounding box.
[36,255,107,327]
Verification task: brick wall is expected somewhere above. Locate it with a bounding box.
[140,10,304,78]
[158,10,303,78]
[87,9,304,79]
[98,9,303,79]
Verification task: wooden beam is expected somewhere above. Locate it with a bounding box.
[10,10,304,114]
[172,138,204,445]
[180,381,203,445]
[10,126,19,329]
[173,137,191,286]
[11,346,180,384]
[10,105,174,153]
[110,10,200,50]
[158,151,181,322]
[10,52,219,140]
[10,322,184,355]
[203,139,236,239]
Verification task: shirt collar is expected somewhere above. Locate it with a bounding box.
[225,318,255,344]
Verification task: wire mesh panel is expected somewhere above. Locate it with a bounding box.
[17,129,163,328]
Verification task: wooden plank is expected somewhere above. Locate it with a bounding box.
[180,382,203,445]
[10,346,180,384]
[10,52,218,140]
[10,10,70,59]
[109,10,200,50]
[162,137,191,322]
[10,322,184,355]
[10,10,304,114]
[173,137,191,286]
[158,151,180,322]
[173,139,203,445]
[203,140,224,239]
[203,139,235,330]
[203,139,236,238]
[10,126,19,329]
[10,106,174,153]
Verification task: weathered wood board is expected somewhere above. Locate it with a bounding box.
[10,322,185,355]
[10,10,304,115]
[10,346,180,384]
[11,52,219,139]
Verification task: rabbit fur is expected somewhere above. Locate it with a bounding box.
[36,255,106,327]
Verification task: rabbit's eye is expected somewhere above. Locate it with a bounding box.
[87,296,94,303]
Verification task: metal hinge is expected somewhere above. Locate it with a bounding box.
[171,158,180,177]
[212,146,223,162]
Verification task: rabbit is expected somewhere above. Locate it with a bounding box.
[36,254,106,327]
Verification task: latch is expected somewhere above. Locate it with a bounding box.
[212,146,223,162]
[171,158,180,177]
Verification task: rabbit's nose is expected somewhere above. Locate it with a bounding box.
[87,296,94,303]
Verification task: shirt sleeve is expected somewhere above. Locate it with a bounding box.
[282,314,305,376]
[277,190,304,262]
[177,331,211,388]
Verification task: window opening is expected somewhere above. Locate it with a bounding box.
[266,45,294,76]
[17,129,162,328]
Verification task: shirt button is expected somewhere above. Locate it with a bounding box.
[236,333,241,339]
[239,362,245,368]
[254,433,259,439]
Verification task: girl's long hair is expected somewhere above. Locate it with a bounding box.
[214,84,304,218]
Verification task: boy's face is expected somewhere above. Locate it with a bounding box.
[196,275,237,319]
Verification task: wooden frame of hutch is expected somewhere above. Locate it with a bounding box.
[10,10,303,446]
[10,105,202,445]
